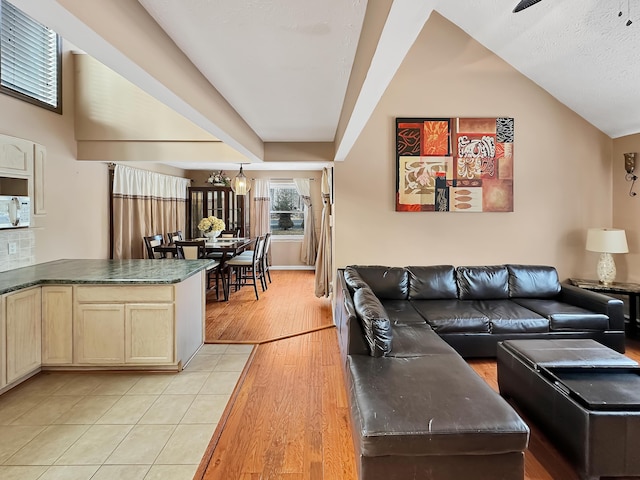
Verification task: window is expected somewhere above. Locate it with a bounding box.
[270,181,304,236]
[0,0,61,113]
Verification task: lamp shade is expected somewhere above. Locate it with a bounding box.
[586,228,629,253]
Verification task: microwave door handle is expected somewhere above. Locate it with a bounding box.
[8,197,20,226]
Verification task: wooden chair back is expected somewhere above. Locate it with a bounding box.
[167,230,183,243]
[143,234,165,259]
[175,240,206,259]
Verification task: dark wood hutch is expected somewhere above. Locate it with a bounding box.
[187,186,250,239]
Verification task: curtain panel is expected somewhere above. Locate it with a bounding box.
[112,164,190,259]
[293,178,317,266]
[250,179,271,259]
[315,168,333,297]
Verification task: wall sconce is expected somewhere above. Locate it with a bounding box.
[230,164,251,196]
[624,152,637,197]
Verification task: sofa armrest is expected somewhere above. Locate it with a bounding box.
[335,270,369,357]
[558,283,625,332]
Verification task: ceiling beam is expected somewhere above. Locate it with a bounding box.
[11,0,264,162]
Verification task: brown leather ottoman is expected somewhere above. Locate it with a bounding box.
[497,339,640,480]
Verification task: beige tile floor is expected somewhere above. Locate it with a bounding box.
[0,344,253,480]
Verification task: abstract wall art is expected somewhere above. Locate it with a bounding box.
[395,117,514,212]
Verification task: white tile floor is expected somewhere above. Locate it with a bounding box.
[0,344,253,480]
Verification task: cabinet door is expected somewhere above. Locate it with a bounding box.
[0,134,34,176]
[6,288,42,383]
[125,303,174,364]
[0,297,5,389]
[42,286,73,365]
[74,304,125,364]
[187,187,249,238]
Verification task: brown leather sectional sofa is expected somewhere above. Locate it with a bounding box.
[335,264,626,480]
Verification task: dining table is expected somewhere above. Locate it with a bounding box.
[153,237,253,265]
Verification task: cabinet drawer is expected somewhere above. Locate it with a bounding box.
[76,285,174,303]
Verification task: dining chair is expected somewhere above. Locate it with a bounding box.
[237,232,271,289]
[220,229,240,238]
[143,234,166,259]
[262,232,272,284]
[174,240,206,259]
[225,235,265,300]
[167,230,183,243]
[175,240,226,300]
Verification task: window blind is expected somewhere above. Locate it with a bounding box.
[0,0,60,112]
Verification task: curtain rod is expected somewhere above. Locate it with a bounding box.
[252,177,315,181]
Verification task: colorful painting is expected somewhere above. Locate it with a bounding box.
[396,117,514,212]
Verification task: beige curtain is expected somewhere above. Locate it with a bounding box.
[249,179,271,254]
[293,178,316,265]
[315,168,332,297]
[112,164,190,259]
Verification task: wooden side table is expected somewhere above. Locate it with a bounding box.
[568,278,640,337]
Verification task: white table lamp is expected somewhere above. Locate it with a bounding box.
[586,228,629,285]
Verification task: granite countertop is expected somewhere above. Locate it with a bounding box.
[0,259,218,294]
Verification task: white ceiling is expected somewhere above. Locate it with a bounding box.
[138,0,640,145]
[9,0,640,171]
[138,0,367,143]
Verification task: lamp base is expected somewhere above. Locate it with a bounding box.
[596,252,616,285]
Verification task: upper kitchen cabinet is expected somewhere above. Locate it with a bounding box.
[187,186,250,239]
[0,134,46,216]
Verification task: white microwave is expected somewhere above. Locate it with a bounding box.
[0,196,30,229]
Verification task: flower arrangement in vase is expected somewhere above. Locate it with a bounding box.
[198,215,225,239]
[206,170,231,186]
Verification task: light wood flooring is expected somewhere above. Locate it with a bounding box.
[199,270,640,480]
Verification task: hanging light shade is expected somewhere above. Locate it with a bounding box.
[230,164,251,195]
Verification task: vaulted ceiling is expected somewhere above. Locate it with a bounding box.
[10,0,640,170]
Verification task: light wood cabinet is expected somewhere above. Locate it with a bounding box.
[125,303,174,364]
[0,297,5,389]
[5,287,41,383]
[42,286,73,365]
[74,286,175,366]
[0,134,33,177]
[74,303,125,364]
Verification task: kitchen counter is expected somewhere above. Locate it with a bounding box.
[0,259,216,295]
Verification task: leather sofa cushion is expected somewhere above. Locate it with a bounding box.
[407,265,458,300]
[513,298,610,331]
[411,299,490,333]
[507,264,561,298]
[457,265,509,300]
[473,300,549,333]
[501,339,638,368]
[381,299,428,326]
[344,266,370,290]
[387,324,460,357]
[349,265,409,300]
[347,354,530,457]
[353,287,393,357]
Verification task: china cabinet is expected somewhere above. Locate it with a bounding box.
[187,186,249,239]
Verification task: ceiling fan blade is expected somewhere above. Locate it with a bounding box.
[513,0,543,12]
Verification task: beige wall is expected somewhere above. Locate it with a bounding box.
[0,43,109,263]
[0,43,191,266]
[612,133,640,282]
[189,169,323,268]
[334,12,613,281]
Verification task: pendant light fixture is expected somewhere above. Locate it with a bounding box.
[230,164,251,195]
